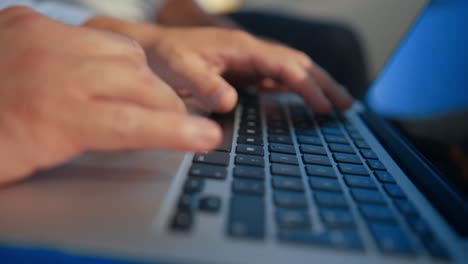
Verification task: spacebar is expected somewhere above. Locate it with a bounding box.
[212,112,234,152]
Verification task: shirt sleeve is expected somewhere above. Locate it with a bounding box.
[61,0,164,22]
[0,0,95,25]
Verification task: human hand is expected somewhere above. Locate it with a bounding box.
[0,7,221,185]
[128,26,353,113]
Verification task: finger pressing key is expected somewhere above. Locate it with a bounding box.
[79,102,222,152]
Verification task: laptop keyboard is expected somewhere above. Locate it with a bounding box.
[168,94,451,260]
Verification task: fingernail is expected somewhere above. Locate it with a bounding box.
[210,89,226,109]
[209,87,238,113]
[187,117,222,151]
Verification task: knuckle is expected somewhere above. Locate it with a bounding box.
[297,51,313,67]
[230,29,253,43]
[1,6,44,29]
[125,38,146,60]
[111,107,139,139]
[166,48,192,70]
[0,5,34,17]
[283,62,308,85]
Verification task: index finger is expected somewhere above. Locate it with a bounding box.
[76,102,223,152]
[303,58,354,110]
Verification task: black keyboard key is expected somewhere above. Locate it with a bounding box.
[241,120,259,128]
[178,193,199,211]
[193,151,230,166]
[309,177,342,192]
[171,210,193,231]
[369,223,414,255]
[265,112,285,121]
[244,105,259,112]
[274,192,308,208]
[406,217,432,237]
[320,208,355,227]
[276,209,311,229]
[272,176,305,192]
[267,120,288,129]
[228,195,265,239]
[351,188,386,204]
[279,229,363,250]
[421,236,451,260]
[293,121,314,129]
[235,154,265,167]
[269,128,289,135]
[236,144,264,156]
[354,140,370,149]
[333,153,362,164]
[321,127,344,136]
[183,178,204,193]
[302,154,332,166]
[383,184,406,199]
[329,143,355,154]
[189,164,227,180]
[234,166,265,180]
[306,165,337,178]
[271,164,301,177]
[269,143,296,154]
[212,113,234,152]
[348,131,363,141]
[279,230,331,246]
[325,135,349,144]
[270,153,298,165]
[361,149,378,159]
[237,136,263,146]
[367,159,386,170]
[244,114,260,122]
[338,163,369,176]
[295,128,318,136]
[199,196,221,213]
[359,204,396,222]
[239,128,262,137]
[268,135,293,144]
[344,175,377,189]
[394,199,419,217]
[232,179,265,195]
[297,135,322,146]
[344,123,357,133]
[300,145,327,155]
[314,191,348,208]
[374,171,396,183]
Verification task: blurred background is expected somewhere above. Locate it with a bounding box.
[200,0,426,81]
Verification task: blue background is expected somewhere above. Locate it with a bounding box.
[367,0,468,118]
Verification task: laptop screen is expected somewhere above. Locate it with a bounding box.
[366,0,468,200]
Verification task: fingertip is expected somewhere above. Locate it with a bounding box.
[212,86,238,113]
[334,85,354,110]
[185,116,223,152]
[310,100,333,114]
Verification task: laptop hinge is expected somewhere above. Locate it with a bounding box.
[359,109,468,237]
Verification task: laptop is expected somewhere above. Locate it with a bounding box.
[0,1,467,263]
